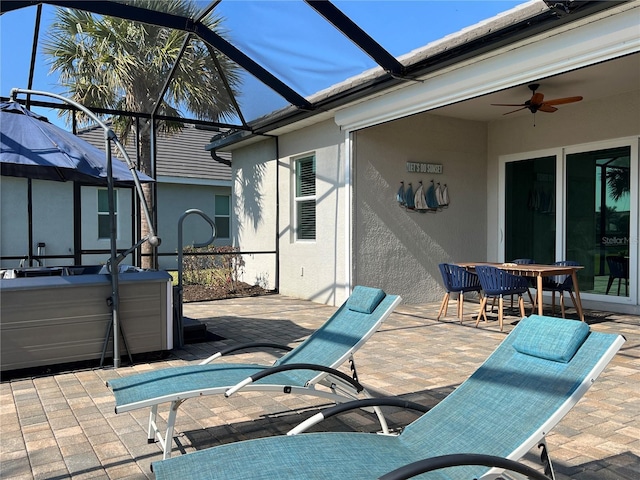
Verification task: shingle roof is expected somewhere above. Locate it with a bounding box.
[78,123,231,183]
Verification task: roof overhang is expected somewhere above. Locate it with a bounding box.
[336,0,640,131]
[206,0,630,152]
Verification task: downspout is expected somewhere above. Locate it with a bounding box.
[343,129,352,298]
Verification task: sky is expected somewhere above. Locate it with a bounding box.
[0,0,526,129]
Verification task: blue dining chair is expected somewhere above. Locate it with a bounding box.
[541,260,580,318]
[510,258,536,306]
[474,265,530,331]
[437,263,483,324]
[511,258,535,264]
[606,256,629,296]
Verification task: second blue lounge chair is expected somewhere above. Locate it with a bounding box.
[151,315,624,479]
[107,285,401,459]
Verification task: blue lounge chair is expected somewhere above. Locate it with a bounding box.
[107,285,401,459]
[151,315,624,479]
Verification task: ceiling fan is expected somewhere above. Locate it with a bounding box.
[492,83,583,116]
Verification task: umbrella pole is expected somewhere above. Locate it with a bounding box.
[106,137,120,369]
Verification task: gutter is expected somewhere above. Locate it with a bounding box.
[206,0,627,152]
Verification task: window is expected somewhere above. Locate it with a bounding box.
[295,155,316,240]
[215,194,230,239]
[98,189,117,239]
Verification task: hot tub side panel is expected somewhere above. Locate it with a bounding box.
[0,272,172,371]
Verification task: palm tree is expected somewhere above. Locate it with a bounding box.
[43,0,241,268]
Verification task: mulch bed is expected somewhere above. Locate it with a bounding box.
[182,282,273,302]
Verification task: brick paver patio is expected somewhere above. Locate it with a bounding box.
[1,294,639,479]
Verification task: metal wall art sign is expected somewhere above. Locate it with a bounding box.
[406,162,443,174]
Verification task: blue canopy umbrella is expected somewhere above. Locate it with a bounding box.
[0,101,152,184]
[1,90,159,369]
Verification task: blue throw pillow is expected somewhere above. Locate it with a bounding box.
[346,286,386,314]
[513,315,590,363]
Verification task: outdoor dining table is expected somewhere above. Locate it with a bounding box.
[456,262,585,322]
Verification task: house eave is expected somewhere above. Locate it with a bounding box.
[156,175,232,187]
[206,0,628,152]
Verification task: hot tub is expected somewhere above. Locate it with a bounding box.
[0,268,172,372]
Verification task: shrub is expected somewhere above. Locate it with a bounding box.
[182,245,245,292]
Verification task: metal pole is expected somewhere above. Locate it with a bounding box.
[106,135,120,368]
[176,209,216,348]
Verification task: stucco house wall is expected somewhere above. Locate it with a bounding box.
[156,182,232,271]
[1,177,31,265]
[231,139,278,291]
[1,177,136,268]
[353,113,487,304]
[79,184,135,266]
[233,120,347,305]
[234,113,488,306]
[218,0,639,312]
[279,120,347,305]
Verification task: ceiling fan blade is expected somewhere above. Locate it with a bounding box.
[538,104,558,113]
[531,92,544,105]
[544,96,583,106]
[502,106,528,115]
[491,103,526,107]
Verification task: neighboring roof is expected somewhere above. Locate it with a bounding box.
[153,125,232,183]
[78,123,231,184]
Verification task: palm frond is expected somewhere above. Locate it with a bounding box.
[43,0,242,131]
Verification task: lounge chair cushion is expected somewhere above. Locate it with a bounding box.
[346,286,386,314]
[513,315,589,363]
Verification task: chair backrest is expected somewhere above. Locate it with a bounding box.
[399,315,624,478]
[606,256,629,279]
[475,265,528,296]
[438,263,454,292]
[511,258,535,265]
[439,263,481,293]
[274,285,401,385]
[511,259,535,286]
[546,260,580,289]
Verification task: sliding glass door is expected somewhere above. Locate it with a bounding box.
[502,139,636,302]
[505,156,556,265]
[566,145,631,296]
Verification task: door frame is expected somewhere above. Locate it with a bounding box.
[498,136,638,307]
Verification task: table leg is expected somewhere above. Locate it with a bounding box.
[571,270,585,321]
[537,275,543,316]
